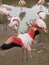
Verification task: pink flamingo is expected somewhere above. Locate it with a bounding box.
[30,12,48,42]
[30,12,48,33]
[0,27,40,60]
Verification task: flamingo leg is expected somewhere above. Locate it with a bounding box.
[21,48,28,60]
[21,48,24,60]
[25,49,28,60]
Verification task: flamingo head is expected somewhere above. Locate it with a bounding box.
[32,18,48,33]
[8,16,20,28]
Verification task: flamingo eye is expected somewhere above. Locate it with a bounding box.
[13,19,17,22]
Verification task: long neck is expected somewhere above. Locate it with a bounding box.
[16,20,20,36]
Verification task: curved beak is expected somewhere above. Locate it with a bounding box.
[43,28,48,33]
[8,21,17,28]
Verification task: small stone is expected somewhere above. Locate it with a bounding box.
[40,49,43,52]
[33,48,36,51]
[38,51,41,54]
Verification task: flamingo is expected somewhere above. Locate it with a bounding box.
[33,18,48,33]
[0,27,40,60]
[34,12,48,33]
[27,12,48,33]
[29,12,48,42]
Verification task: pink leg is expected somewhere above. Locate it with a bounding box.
[21,49,24,60]
[21,49,28,60]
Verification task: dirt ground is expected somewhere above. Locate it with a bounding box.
[0,24,49,65]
